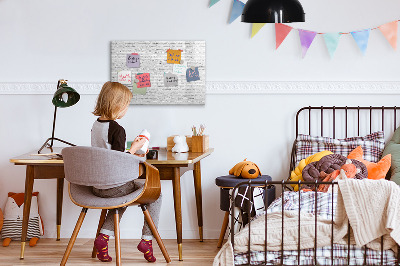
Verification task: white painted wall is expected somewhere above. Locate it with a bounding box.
[1,0,400,240]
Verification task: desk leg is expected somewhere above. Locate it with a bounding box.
[172,167,183,261]
[20,165,35,259]
[193,161,203,242]
[56,178,64,241]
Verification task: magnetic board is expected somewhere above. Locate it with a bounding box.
[111,41,206,105]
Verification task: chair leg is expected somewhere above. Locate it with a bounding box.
[91,209,108,258]
[60,208,88,266]
[217,211,230,248]
[141,205,171,263]
[114,209,121,266]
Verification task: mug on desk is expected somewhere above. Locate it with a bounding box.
[146,150,158,160]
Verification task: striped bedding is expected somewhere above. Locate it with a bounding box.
[234,191,397,265]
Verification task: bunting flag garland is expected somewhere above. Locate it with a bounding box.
[298,30,317,58]
[229,0,245,24]
[323,33,341,58]
[275,23,293,49]
[208,5,400,57]
[378,21,398,50]
[251,23,266,38]
[351,29,370,55]
[209,0,220,8]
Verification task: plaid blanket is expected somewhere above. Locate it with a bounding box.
[234,191,397,265]
[266,190,336,220]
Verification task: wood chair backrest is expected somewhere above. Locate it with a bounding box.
[135,162,161,205]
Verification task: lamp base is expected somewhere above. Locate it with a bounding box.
[38,137,76,154]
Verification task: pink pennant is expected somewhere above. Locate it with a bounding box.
[275,24,293,49]
[378,21,398,50]
[298,29,317,58]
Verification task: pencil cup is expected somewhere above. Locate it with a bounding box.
[191,135,209,153]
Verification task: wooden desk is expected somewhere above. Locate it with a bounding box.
[9,148,64,259]
[146,148,213,260]
[10,147,213,261]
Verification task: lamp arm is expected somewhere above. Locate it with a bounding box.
[50,79,61,148]
[50,105,57,148]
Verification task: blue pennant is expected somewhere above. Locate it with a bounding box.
[351,29,371,55]
[229,0,245,24]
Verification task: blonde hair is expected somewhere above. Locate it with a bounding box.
[93,82,133,120]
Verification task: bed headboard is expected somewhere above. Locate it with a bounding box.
[295,106,400,138]
[290,106,400,179]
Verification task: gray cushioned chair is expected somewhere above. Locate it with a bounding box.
[60,146,171,265]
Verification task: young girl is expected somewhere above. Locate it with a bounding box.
[91,81,162,263]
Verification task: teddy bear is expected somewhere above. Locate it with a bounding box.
[172,135,189,153]
[1,192,44,247]
[229,159,261,179]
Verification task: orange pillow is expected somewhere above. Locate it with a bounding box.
[347,146,391,180]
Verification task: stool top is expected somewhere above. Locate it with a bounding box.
[215,175,272,188]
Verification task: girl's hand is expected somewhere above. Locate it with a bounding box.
[129,137,147,155]
[134,148,149,157]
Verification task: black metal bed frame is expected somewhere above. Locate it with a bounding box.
[230,106,400,266]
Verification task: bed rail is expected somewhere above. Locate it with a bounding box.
[230,180,400,266]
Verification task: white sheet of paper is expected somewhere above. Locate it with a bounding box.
[173,62,188,75]
[118,70,132,85]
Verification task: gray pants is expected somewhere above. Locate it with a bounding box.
[92,180,162,240]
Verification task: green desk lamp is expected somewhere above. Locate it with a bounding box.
[38,79,80,154]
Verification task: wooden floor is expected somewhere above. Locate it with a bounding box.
[0,239,221,265]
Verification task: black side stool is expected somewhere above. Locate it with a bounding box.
[215,175,275,248]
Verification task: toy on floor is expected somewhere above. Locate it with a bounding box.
[229,159,261,179]
[1,192,44,247]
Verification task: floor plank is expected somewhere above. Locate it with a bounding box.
[0,239,221,265]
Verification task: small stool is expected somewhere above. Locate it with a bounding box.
[215,175,275,248]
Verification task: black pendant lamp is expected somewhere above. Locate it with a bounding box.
[242,0,305,23]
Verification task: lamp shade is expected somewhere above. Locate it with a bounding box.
[52,84,80,108]
[241,0,305,23]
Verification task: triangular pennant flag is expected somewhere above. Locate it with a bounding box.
[298,29,317,58]
[378,21,398,50]
[209,0,220,7]
[251,23,266,38]
[275,23,293,49]
[351,29,370,55]
[323,33,341,58]
[229,0,245,24]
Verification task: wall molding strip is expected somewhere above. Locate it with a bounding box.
[0,81,399,95]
